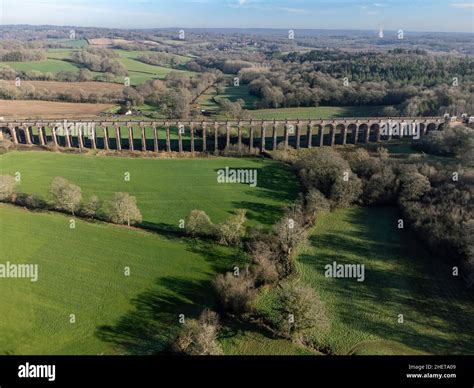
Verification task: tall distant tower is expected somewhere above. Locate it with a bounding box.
[378,28,384,38]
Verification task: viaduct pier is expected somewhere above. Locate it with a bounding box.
[0,117,446,153]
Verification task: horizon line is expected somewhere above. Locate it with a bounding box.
[0,24,473,35]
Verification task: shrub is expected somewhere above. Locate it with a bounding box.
[274,206,307,256]
[0,175,18,201]
[413,124,474,157]
[172,309,222,355]
[305,189,330,223]
[0,133,14,152]
[346,148,381,179]
[399,171,431,202]
[399,176,473,270]
[221,144,258,157]
[271,282,329,340]
[249,240,280,285]
[294,148,362,208]
[363,165,399,205]
[25,194,46,209]
[185,210,216,237]
[213,271,256,315]
[82,195,101,219]
[217,209,247,246]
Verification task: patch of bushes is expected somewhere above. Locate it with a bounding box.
[185,209,216,237]
[213,271,256,316]
[267,281,330,341]
[171,309,223,355]
[221,144,259,157]
[183,208,247,246]
[295,148,363,209]
[413,124,474,157]
[0,174,18,201]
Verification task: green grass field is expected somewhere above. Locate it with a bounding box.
[293,207,474,355]
[0,152,300,355]
[117,54,195,85]
[50,39,88,48]
[220,318,315,355]
[197,83,258,115]
[0,152,299,231]
[248,106,385,120]
[45,48,77,60]
[1,47,193,85]
[0,59,79,74]
[114,49,192,64]
[0,204,242,355]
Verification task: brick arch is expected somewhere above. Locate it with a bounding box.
[369,123,381,142]
[358,123,369,143]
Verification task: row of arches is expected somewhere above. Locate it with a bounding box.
[1,120,445,153]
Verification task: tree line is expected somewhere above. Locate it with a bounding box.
[71,48,128,76]
[0,175,142,227]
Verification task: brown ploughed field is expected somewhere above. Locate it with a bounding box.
[0,99,116,119]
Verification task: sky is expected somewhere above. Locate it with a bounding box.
[0,0,472,33]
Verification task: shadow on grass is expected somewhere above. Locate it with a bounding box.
[95,240,243,355]
[96,276,210,355]
[299,207,474,355]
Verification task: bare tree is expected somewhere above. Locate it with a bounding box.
[50,177,82,215]
[108,192,142,226]
[249,240,279,285]
[217,209,247,245]
[82,195,101,219]
[172,309,223,355]
[185,210,216,237]
[0,174,17,201]
[213,271,255,315]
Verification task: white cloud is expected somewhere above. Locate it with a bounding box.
[450,3,474,8]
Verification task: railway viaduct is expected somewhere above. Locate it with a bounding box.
[0,117,447,153]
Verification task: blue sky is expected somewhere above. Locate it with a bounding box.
[0,0,472,32]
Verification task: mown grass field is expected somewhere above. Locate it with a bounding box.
[199,84,258,113]
[0,152,300,355]
[114,49,195,85]
[0,152,299,230]
[1,47,193,86]
[5,80,123,94]
[0,59,80,74]
[292,207,474,355]
[248,106,385,120]
[0,204,242,355]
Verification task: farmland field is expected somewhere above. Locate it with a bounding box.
[0,204,242,355]
[0,59,80,74]
[248,106,386,120]
[0,152,300,355]
[288,207,474,355]
[4,80,124,94]
[114,49,192,64]
[0,99,115,119]
[117,53,195,85]
[197,84,258,115]
[0,152,300,230]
